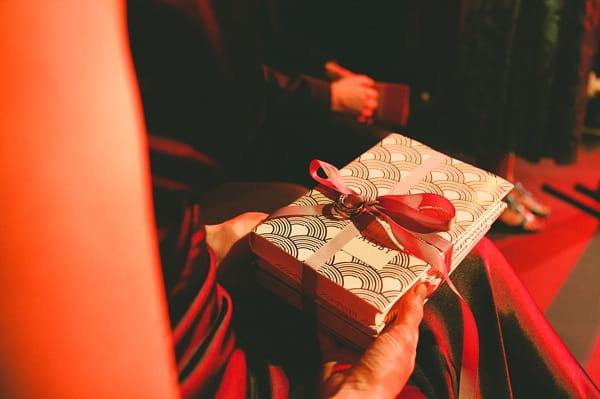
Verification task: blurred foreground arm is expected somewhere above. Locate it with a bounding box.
[0,2,180,398]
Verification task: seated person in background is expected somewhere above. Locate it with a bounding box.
[127,0,383,188]
[255,0,394,184]
[256,0,380,124]
[2,1,598,399]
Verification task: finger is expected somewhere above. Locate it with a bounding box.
[361,108,374,118]
[361,102,378,117]
[367,88,379,100]
[385,282,427,335]
[320,284,427,397]
[356,283,426,367]
[355,75,375,86]
[365,99,378,111]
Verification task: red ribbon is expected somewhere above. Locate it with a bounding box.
[308,159,458,291]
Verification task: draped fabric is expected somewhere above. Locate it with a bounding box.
[511,0,600,163]
[412,238,600,398]
[152,191,240,398]
[126,0,269,180]
[127,0,337,184]
[149,142,326,398]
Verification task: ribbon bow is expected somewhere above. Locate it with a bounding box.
[310,159,455,275]
[267,159,479,397]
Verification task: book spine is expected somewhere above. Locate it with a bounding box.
[451,201,508,268]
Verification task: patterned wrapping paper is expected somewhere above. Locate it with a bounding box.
[250,133,513,341]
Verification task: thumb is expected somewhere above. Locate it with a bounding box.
[333,283,427,398]
[354,74,375,87]
[359,281,426,372]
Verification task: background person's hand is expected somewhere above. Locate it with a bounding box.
[325,61,355,80]
[331,74,379,122]
[319,282,427,399]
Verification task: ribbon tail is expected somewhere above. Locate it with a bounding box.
[372,213,480,398]
[373,212,454,291]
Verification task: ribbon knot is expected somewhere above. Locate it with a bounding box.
[268,159,457,279]
[311,159,456,236]
[332,193,367,218]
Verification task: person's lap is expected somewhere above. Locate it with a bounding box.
[414,238,599,398]
[199,174,599,399]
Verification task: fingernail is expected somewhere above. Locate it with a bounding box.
[414,282,428,300]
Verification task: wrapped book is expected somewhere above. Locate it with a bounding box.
[249,133,513,348]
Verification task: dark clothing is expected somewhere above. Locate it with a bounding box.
[281,0,466,155]
[584,36,600,130]
[414,239,600,398]
[442,0,600,166]
[127,0,331,183]
[126,0,330,397]
[284,0,600,166]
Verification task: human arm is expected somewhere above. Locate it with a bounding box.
[325,61,355,80]
[264,65,379,122]
[0,2,180,398]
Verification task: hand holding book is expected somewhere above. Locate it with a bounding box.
[319,282,428,399]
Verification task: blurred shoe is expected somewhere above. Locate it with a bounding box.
[497,193,544,233]
[512,182,551,218]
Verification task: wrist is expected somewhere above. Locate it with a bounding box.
[330,81,343,112]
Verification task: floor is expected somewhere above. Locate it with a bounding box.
[487,131,600,389]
